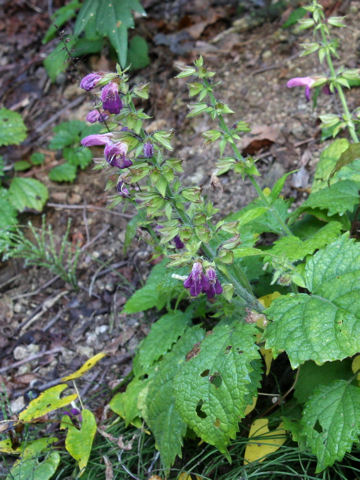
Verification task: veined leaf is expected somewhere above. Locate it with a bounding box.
[301,380,360,472]
[312,139,349,192]
[267,221,343,262]
[9,178,48,212]
[133,311,192,377]
[61,409,96,474]
[265,235,360,367]
[146,326,206,471]
[62,352,106,382]
[174,321,261,454]
[6,438,60,480]
[75,0,146,67]
[19,384,77,422]
[301,180,359,216]
[0,108,27,146]
[49,163,77,183]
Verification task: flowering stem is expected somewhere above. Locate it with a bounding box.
[204,83,293,236]
[318,23,359,142]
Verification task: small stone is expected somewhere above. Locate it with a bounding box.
[10,396,25,414]
[14,303,22,313]
[13,344,39,361]
[95,325,108,335]
[77,345,94,357]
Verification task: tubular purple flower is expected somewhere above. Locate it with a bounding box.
[116,180,129,197]
[80,73,103,91]
[184,262,204,297]
[287,76,315,101]
[81,133,113,147]
[144,142,154,158]
[104,142,132,168]
[174,235,184,249]
[203,267,223,299]
[86,110,100,123]
[101,82,122,114]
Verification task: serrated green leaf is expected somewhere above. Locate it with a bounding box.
[110,377,149,426]
[282,7,307,28]
[14,160,31,172]
[301,380,360,472]
[265,235,360,367]
[94,0,146,67]
[44,36,77,82]
[146,326,205,471]
[133,311,192,377]
[64,147,92,169]
[312,139,349,192]
[49,120,87,149]
[123,259,186,313]
[329,143,360,181]
[127,35,150,70]
[0,108,27,146]
[61,409,96,474]
[19,384,77,422]
[302,180,359,216]
[174,321,261,454]
[0,189,17,232]
[267,221,343,262]
[9,178,48,212]
[31,152,45,165]
[43,0,81,43]
[294,359,352,404]
[49,163,77,183]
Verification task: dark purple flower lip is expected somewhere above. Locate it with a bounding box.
[184,262,222,299]
[101,82,122,114]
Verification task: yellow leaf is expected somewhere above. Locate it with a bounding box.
[19,384,77,422]
[0,439,21,455]
[244,396,257,416]
[178,474,192,480]
[260,347,273,375]
[62,352,106,382]
[244,418,286,465]
[148,476,164,480]
[62,409,96,475]
[352,355,360,383]
[259,291,281,309]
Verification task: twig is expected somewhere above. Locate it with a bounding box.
[82,200,90,245]
[0,347,63,374]
[116,451,141,480]
[11,275,60,301]
[80,225,110,252]
[47,202,133,218]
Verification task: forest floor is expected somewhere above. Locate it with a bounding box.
[1,0,360,477]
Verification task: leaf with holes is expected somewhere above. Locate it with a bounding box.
[19,385,77,422]
[61,409,96,474]
[265,235,360,368]
[300,380,360,472]
[145,326,206,471]
[133,310,192,377]
[7,438,60,480]
[0,108,27,146]
[9,178,48,212]
[173,321,262,455]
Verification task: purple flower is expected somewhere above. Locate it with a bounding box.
[184,263,222,298]
[174,235,184,249]
[144,142,154,158]
[104,142,132,168]
[81,133,113,147]
[86,110,109,124]
[101,82,122,114]
[116,180,129,197]
[86,110,100,123]
[287,76,315,101]
[80,73,103,91]
[184,262,204,297]
[203,267,223,299]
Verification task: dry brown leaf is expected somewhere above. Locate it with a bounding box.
[242,125,281,155]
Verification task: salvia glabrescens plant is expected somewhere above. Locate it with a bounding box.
[78,0,360,474]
